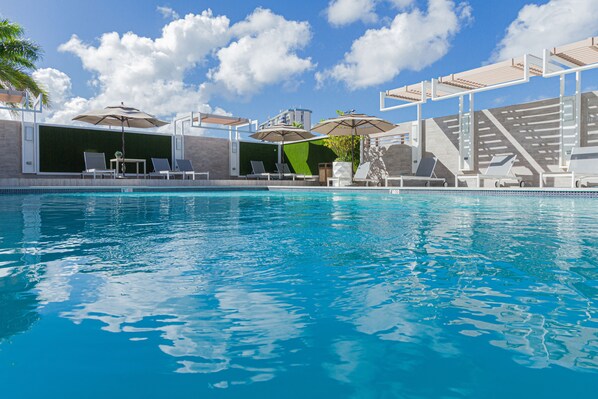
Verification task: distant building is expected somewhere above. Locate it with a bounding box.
[259,108,311,130]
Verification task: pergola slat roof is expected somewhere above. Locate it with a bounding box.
[384,37,598,106]
[0,89,25,104]
[384,57,543,103]
[192,112,250,126]
[385,83,429,103]
[550,37,598,66]
[437,57,542,92]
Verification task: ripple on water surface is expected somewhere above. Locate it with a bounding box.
[0,192,597,398]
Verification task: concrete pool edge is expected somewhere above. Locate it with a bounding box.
[2,183,598,197]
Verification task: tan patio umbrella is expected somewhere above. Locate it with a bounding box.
[73,103,168,171]
[250,125,314,163]
[311,112,396,174]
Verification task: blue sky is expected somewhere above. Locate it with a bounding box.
[2,0,598,129]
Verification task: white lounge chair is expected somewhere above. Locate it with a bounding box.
[175,159,209,180]
[540,146,598,188]
[327,162,378,186]
[150,158,184,179]
[82,152,115,179]
[456,154,524,188]
[385,157,447,187]
[247,161,278,180]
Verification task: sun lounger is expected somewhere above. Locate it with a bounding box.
[175,159,209,180]
[540,146,598,188]
[150,158,185,179]
[385,157,447,187]
[328,162,378,186]
[82,152,116,179]
[247,161,278,180]
[456,154,524,187]
[276,163,297,180]
[276,163,318,181]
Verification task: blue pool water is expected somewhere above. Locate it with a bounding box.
[0,191,597,398]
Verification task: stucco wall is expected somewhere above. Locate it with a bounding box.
[0,120,22,178]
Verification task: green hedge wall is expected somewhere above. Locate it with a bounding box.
[239,141,278,175]
[39,126,172,173]
[283,139,337,175]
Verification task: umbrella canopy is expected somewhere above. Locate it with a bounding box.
[72,103,168,166]
[250,125,314,163]
[311,113,396,174]
[311,113,396,136]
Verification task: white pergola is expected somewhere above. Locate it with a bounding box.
[380,37,598,172]
[542,37,598,166]
[173,112,257,177]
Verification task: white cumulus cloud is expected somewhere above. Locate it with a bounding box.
[27,8,314,125]
[32,68,90,124]
[326,0,379,26]
[208,8,314,96]
[317,0,471,89]
[491,0,598,61]
[58,9,230,119]
[325,0,416,27]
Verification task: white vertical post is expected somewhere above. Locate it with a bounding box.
[470,92,475,172]
[21,122,36,173]
[458,95,464,171]
[411,103,422,173]
[575,71,582,148]
[559,75,566,167]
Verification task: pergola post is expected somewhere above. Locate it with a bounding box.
[558,72,582,168]
[411,102,423,173]
[458,93,475,172]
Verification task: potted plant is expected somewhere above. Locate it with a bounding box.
[323,135,360,187]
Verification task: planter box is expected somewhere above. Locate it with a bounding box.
[332,161,352,187]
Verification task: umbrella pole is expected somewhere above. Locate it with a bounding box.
[121,120,126,175]
[281,138,285,164]
[351,127,355,178]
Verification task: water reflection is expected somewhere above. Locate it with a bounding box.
[5,193,308,386]
[0,196,42,341]
[1,192,598,394]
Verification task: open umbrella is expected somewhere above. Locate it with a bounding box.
[73,103,168,172]
[311,112,396,174]
[250,125,314,164]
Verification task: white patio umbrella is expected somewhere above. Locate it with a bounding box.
[73,103,168,171]
[250,125,314,163]
[311,112,396,174]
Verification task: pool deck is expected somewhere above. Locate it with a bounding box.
[2,178,598,196]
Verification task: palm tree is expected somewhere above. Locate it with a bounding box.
[0,19,48,105]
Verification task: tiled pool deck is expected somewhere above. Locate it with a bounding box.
[2,178,598,197]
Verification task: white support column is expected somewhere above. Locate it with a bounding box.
[470,92,475,171]
[559,75,566,167]
[458,94,475,172]
[411,103,423,173]
[21,122,37,174]
[575,71,582,147]
[229,126,239,176]
[559,73,580,168]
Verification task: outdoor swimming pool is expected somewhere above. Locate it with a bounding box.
[0,191,597,398]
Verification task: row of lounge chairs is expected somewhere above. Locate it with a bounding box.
[329,146,598,188]
[83,146,598,187]
[247,160,318,181]
[82,152,209,180]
